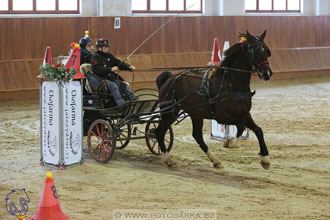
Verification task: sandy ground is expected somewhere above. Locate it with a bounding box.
[0,75,330,220]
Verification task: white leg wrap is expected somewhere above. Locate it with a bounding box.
[162,152,176,167]
[228,137,239,148]
[207,151,223,169]
[260,155,270,169]
[260,155,270,164]
[224,137,239,148]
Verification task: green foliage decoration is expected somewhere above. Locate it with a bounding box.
[40,63,77,81]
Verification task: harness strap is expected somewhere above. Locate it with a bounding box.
[158,68,255,119]
[197,68,219,118]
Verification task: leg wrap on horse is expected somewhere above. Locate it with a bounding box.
[260,155,270,170]
[206,150,223,169]
[162,152,176,167]
[224,137,240,148]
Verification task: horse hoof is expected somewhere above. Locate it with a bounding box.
[260,155,270,170]
[261,161,270,170]
[163,159,177,168]
[165,160,177,168]
[214,163,224,169]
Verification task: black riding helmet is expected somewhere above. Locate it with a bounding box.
[96,39,110,48]
[79,37,92,49]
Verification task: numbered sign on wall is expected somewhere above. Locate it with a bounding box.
[114,17,120,29]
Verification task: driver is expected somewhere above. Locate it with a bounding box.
[90,39,138,107]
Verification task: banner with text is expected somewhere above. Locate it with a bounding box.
[62,81,82,165]
[41,82,61,165]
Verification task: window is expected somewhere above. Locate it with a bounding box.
[0,0,79,14]
[132,0,202,13]
[245,0,300,13]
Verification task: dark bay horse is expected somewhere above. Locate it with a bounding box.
[155,30,272,169]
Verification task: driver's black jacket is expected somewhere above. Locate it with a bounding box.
[91,50,131,82]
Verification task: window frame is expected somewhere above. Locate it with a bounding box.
[0,0,80,14]
[245,0,301,13]
[132,0,203,14]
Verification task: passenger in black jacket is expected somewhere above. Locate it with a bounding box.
[79,36,93,64]
[90,39,136,106]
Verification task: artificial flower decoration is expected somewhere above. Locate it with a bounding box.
[239,36,247,43]
[39,63,77,81]
[70,42,77,48]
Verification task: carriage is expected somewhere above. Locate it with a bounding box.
[82,76,174,163]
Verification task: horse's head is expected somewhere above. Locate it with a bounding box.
[244,30,272,81]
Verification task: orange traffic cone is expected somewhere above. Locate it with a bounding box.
[38,46,52,80]
[65,45,85,79]
[28,173,69,220]
[43,46,52,66]
[208,38,221,66]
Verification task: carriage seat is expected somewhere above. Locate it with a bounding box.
[80,64,94,94]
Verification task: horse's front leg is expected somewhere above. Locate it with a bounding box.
[223,123,245,148]
[155,112,177,167]
[191,117,223,169]
[245,113,270,169]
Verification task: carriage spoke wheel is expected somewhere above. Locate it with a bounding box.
[111,118,131,150]
[87,119,115,163]
[145,115,173,155]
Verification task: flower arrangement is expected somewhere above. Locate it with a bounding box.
[39,63,77,81]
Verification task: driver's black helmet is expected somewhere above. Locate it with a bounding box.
[79,37,92,49]
[96,39,110,48]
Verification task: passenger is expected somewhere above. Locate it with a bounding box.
[79,36,93,64]
[90,38,137,107]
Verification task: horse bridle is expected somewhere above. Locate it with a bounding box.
[240,42,270,78]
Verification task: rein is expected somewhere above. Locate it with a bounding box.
[124,65,259,76]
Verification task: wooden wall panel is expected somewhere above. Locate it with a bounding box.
[2,16,330,100]
[2,16,330,60]
[1,47,330,100]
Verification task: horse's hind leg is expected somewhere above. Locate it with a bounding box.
[245,113,270,169]
[155,112,177,167]
[224,123,245,148]
[191,117,223,169]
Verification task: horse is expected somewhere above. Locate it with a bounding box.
[155,30,272,170]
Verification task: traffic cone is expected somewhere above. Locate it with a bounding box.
[208,38,221,66]
[28,173,69,220]
[38,46,52,79]
[65,45,85,79]
[222,41,230,59]
[43,47,52,66]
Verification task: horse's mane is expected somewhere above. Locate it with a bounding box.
[220,43,243,67]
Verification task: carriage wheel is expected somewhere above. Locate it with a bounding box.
[111,118,131,150]
[133,88,158,100]
[87,119,115,163]
[145,115,174,155]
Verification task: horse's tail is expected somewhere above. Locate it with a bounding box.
[156,71,173,90]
